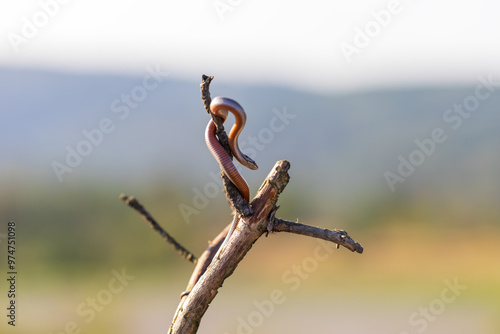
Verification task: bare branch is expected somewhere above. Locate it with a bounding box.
[200,74,214,115]
[169,160,291,334]
[182,224,230,295]
[119,194,198,263]
[220,172,254,216]
[270,218,364,254]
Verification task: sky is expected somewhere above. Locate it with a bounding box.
[1,0,499,93]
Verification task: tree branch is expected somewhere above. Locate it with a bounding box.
[119,193,198,263]
[169,160,291,334]
[182,224,230,295]
[200,74,214,116]
[269,218,364,254]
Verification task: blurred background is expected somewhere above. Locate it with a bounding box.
[1,1,499,333]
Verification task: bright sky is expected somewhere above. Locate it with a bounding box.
[1,0,499,92]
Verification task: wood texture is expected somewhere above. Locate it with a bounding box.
[169,160,290,334]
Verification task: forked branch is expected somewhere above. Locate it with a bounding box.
[120,75,364,334]
[169,160,291,333]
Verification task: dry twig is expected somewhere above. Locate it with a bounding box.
[270,218,364,253]
[119,194,197,263]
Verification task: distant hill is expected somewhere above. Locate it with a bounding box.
[2,67,499,216]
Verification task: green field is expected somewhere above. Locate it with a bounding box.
[1,177,498,334]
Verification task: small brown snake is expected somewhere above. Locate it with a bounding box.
[205,96,258,259]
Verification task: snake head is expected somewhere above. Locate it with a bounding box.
[241,153,259,170]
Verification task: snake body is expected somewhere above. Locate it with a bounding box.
[205,96,258,259]
[205,97,258,201]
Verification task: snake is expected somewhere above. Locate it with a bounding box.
[205,96,258,259]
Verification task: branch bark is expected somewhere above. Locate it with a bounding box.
[119,193,197,263]
[182,224,230,295]
[169,160,291,333]
[270,218,364,253]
